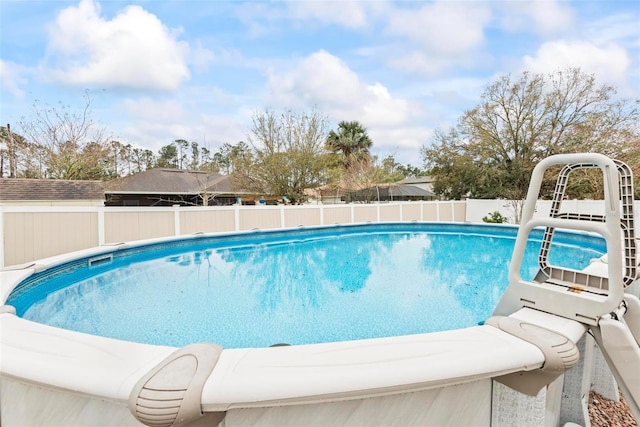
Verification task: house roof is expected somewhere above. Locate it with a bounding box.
[388,184,435,197]
[397,176,434,185]
[0,178,105,201]
[103,168,241,195]
[352,184,435,199]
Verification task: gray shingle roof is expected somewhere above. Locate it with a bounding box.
[0,178,105,201]
[353,184,435,198]
[397,176,434,185]
[103,168,237,194]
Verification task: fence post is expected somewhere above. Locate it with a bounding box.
[97,206,105,246]
[280,205,285,229]
[173,205,181,236]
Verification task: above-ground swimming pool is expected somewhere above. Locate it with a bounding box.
[6,223,605,349]
[4,153,637,427]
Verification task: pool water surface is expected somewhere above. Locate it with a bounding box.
[7,223,605,348]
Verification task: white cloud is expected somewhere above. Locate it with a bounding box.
[285,1,384,30]
[190,44,216,74]
[385,50,476,76]
[44,0,190,90]
[267,50,413,127]
[117,97,245,153]
[525,1,574,36]
[500,0,574,36]
[383,1,491,75]
[122,98,187,123]
[369,126,433,164]
[268,50,361,108]
[585,13,640,46]
[522,40,631,90]
[362,83,411,127]
[0,60,27,98]
[386,2,491,55]
[236,1,387,36]
[266,50,430,162]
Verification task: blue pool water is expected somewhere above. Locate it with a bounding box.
[7,223,605,348]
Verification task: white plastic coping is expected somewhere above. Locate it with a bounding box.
[1,311,554,408]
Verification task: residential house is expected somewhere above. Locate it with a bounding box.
[103,168,251,206]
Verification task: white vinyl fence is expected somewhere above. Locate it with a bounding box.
[0,201,466,268]
[3,199,639,269]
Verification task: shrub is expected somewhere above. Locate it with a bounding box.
[482,211,508,223]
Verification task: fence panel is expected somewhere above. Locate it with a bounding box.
[322,206,352,224]
[379,204,402,222]
[1,201,476,268]
[353,205,378,223]
[239,207,281,230]
[283,206,322,228]
[104,210,175,243]
[2,210,98,267]
[180,208,236,234]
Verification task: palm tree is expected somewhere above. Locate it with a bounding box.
[325,121,373,169]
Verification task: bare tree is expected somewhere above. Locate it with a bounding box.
[234,109,332,203]
[18,91,111,179]
[422,67,640,217]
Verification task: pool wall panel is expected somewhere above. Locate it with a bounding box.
[1,380,137,426]
[0,377,492,427]
[224,379,491,426]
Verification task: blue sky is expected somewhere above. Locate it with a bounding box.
[1,0,639,166]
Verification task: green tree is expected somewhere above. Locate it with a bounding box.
[0,125,28,178]
[326,120,373,169]
[234,109,331,203]
[156,144,179,168]
[189,141,200,170]
[199,146,216,172]
[173,139,189,169]
[220,143,235,173]
[109,140,123,177]
[120,143,132,175]
[379,155,427,183]
[422,68,640,205]
[213,142,251,174]
[397,163,426,178]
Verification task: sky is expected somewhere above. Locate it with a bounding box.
[1,0,639,166]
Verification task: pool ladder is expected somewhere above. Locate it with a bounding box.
[493,153,640,420]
